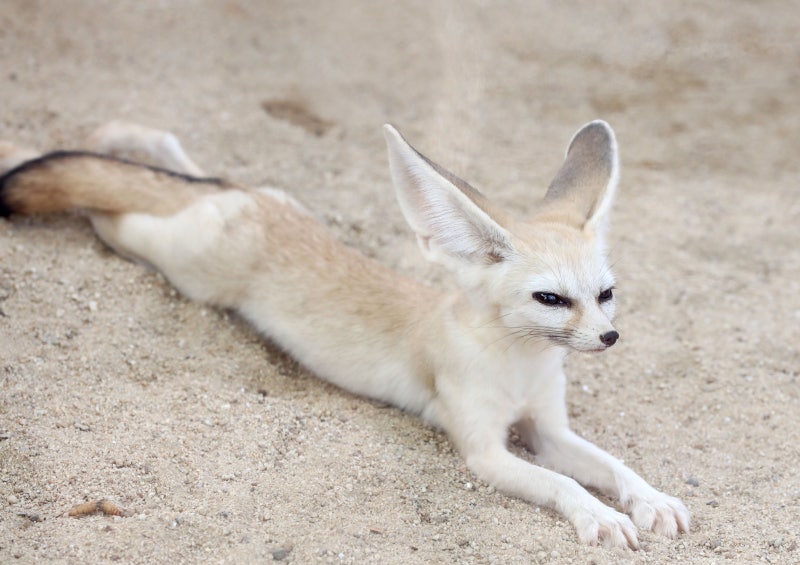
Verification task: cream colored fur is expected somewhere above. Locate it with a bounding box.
[0,120,689,548]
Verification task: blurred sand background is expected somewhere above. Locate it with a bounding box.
[1,1,799,563]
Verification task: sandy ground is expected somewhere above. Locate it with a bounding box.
[1,1,799,563]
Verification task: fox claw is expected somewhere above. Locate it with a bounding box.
[627,491,691,538]
[574,502,640,549]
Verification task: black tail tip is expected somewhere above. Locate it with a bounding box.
[0,191,11,218]
[0,176,12,217]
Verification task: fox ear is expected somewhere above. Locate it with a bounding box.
[383,124,514,266]
[543,120,619,234]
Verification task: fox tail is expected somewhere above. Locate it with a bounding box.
[0,151,227,218]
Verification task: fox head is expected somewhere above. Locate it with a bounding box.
[384,121,620,353]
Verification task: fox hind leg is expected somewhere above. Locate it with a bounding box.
[79,123,227,270]
[1,123,254,307]
[81,123,258,304]
[85,120,205,176]
[1,121,203,178]
[81,122,271,307]
[89,189,258,306]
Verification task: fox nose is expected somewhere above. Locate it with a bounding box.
[600,330,619,347]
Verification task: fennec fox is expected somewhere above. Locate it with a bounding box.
[0,120,689,548]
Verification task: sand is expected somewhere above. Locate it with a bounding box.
[1,1,799,563]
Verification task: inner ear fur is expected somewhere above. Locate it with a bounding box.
[383,124,515,266]
[541,120,619,232]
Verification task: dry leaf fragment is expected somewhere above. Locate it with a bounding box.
[68,499,126,517]
[98,499,126,517]
[68,501,98,517]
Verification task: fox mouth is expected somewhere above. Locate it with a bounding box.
[571,340,615,354]
[562,344,608,354]
[551,334,612,353]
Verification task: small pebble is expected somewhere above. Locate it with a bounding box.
[769,537,784,548]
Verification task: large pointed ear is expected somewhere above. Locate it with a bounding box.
[383,124,514,266]
[543,120,619,234]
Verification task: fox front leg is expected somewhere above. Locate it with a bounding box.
[515,377,690,539]
[435,395,640,548]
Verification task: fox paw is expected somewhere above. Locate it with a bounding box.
[573,500,640,549]
[626,491,690,538]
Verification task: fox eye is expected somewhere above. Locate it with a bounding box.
[533,292,571,307]
[598,288,614,303]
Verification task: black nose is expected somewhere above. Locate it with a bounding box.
[600,330,619,347]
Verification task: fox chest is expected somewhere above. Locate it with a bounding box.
[496,352,565,410]
[438,346,566,427]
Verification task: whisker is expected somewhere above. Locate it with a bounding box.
[472,311,516,330]
[498,326,574,354]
